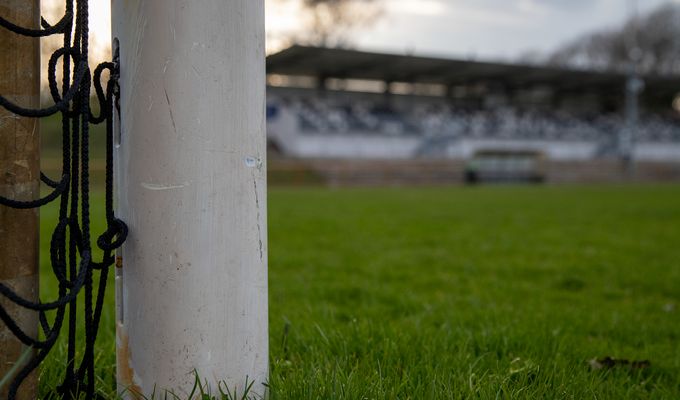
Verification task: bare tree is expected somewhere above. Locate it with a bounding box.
[273,0,384,48]
[550,3,680,75]
[40,1,66,97]
[40,1,111,98]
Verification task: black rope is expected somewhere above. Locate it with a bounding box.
[0,1,127,398]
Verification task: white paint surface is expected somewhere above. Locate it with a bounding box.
[112,0,268,397]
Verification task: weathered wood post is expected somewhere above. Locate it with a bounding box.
[112,0,268,397]
[0,1,40,399]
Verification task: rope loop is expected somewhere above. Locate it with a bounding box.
[97,218,129,252]
[0,10,73,37]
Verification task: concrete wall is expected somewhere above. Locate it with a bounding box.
[269,158,680,186]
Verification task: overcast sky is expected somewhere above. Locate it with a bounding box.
[332,0,679,61]
[74,0,679,64]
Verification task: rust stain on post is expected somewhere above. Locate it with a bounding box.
[116,323,144,398]
[0,1,40,399]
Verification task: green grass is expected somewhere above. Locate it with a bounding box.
[35,185,680,399]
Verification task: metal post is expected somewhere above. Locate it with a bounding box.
[111,0,268,397]
[622,70,643,172]
[621,0,642,174]
[0,1,40,399]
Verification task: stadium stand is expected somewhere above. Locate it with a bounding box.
[267,87,680,160]
[265,46,680,184]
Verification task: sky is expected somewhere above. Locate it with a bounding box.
[350,0,679,61]
[47,0,679,63]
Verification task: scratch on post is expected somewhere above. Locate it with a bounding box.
[141,182,189,191]
[163,87,177,136]
[204,148,235,154]
[31,119,37,138]
[191,65,201,78]
[245,156,264,260]
[253,178,263,261]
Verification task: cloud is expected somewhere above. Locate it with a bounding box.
[386,0,448,16]
[524,0,594,10]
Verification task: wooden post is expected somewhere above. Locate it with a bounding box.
[112,0,268,397]
[0,1,40,399]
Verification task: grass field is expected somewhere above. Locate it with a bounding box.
[35,184,680,399]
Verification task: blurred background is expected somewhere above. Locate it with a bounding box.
[44,0,680,185]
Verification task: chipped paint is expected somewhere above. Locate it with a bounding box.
[245,156,262,169]
[13,160,29,170]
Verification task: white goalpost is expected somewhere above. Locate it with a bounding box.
[111,0,268,397]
